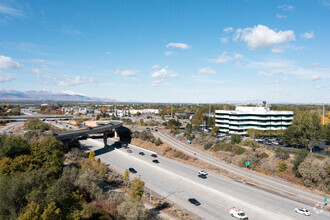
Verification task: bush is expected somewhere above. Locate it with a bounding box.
[154,138,162,146]
[117,196,145,220]
[230,134,242,144]
[274,147,290,160]
[0,135,30,159]
[232,146,246,155]
[172,151,190,160]
[204,142,212,150]
[259,152,269,159]
[25,118,51,132]
[292,149,309,177]
[130,175,145,200]
[212,142,245,155]
[278,160,287,172]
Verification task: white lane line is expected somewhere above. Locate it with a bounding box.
[87,139,293,220]
[107,138,157,155]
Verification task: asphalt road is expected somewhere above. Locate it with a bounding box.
[154,132,326,205]
[80,138,330,220]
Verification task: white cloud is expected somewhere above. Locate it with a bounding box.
[0,4,24,17]
[276,14,287,19]
[223,27,233,33]
[0,71,13,82]
[312,62,322,67]
[31,59,44,63]
[165,51,176,56]
[32,68,41,75]
[199,67,216,74]
[278,4,294,11]
[61,27,83,36]
[234,25,295,50]
[166,42,191,49]
[152,65,161,69]
[271,48,283,53]
[115,69,139,77]
[213,52,243,63]
[220,37,228,44]
[151,66,178,79]
[57,76,86,87]
[0,55,22,69]
[301,31,314,39]
[310,75,321,81]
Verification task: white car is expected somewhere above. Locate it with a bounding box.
[294,208,311,216]
[198,170,208,175]
[230,207,248,219]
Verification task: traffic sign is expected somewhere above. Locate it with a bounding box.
[245,161,250,167]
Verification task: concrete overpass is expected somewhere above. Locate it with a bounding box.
[53,121,131,147]
[0,115,74,121]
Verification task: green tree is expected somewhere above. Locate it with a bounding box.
[165,119,181,130]
[0,135,30,159]
[292,149,309,177]
[324,123,330,143]
[283,112,322,152]
[41,202,61,220]
[154,138,162,146]
[185,123,192,133]
[231,134,242,144]
[278,160,287,172]
[124,169,130,180]
[19,202,41,220]
[130,175,145,200]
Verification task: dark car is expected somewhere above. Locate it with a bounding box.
[128,168,137,173]
[152,159,159,163]
[188,198,201,206]
[198,174,207,179]
[52,133,58,136]
[122,143,128,149]
[151,154,157,158]
[87,127,93,130]
[127,149,132,153]
[139,152,145,155]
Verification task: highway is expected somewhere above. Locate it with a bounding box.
[80,138,330,220]
[154,132,326,204]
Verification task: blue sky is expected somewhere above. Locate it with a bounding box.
[0,0,329,103]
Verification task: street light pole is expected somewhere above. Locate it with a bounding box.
[149,168,152,201]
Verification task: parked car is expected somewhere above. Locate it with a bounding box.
[198,174,207,179]
[151,154,157,158]
[294,208,311,216]
[127,149,132,153]
[152,159,159,163]
[139,152,145,155]
[188,198,201,206]
[128,168,137,173]
[230,207,248,219]
[198,170,208,175]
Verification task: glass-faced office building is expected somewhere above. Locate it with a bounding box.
[215,106,293,135]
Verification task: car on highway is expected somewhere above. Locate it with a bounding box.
[127,149,132,153]
[52,133,58,136]
[128,168,137,173]
[198,170,208,175]
[198,174,207,179]
[294,208,311,216]
[151,154,157,158]
[152,159,159,163]
[230,207,248,219]
[139,152,145,155]
[188,198,201,206]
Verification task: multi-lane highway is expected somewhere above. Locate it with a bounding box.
[80,138,330,220]
[155,132,326,204]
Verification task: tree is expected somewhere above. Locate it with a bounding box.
[324,123,330,143]
[136,112,141,116]
[278,160,287,172]
[292,149,309,177]
[185,123,192,134]
[165,119,181,130]
[88,151,95,161]
[19,202,41,220]
[117,196,145,220]
[231,134,242,144]
[130,175,145,199]
[0,135,30,159]
[41,202,61,220]
[154,138,162,146]
[283,112,322,152]
[124,169,130,180]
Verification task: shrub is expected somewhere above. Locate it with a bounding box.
[278,160,287,172]
[124,169,130,180]
[117,196,145,220]
[292,149,309,177]
[259,152,269,159]
[232,146,246,155]
[154,138,162,146]
[231,134,242,144]
[130,175,145,200]
[274,147,290,160]
[204,142,212,150]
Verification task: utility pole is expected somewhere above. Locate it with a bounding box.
[171,104,173,119]
[149,168,152,201]
[323,104,325,126]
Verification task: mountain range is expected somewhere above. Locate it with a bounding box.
[0,89,116,102]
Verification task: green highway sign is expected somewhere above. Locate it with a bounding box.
[325,197,327,202]
[246,161,250,167]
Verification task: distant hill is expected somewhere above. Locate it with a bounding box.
[0,89,116,102]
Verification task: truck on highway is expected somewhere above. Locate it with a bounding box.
[230,207,248,219]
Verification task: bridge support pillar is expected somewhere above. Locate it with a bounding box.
[103,133,107,147]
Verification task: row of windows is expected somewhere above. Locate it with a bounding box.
[218,125,289,129]
[215,113,293,118]
[216,119,292,123]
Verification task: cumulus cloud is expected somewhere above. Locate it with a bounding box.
[165,51,176,56]
[301,31,314,39]
[57,76,86,87]
[166,42,191,49]
[151,66,178,79]
[152,65,160,69]
[199,67,216,74]
[220,37,228,44]
[233,25,295,50]
[223,27,233,33]
[0,55,22,69]
[213,52,243,63]
[0,71,13,82]
[115,69,139,77]
[278,4,294,11]
[276,14,287,19]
